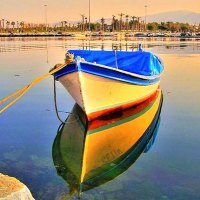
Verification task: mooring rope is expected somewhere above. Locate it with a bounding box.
[0,61,72,114]
[53,77,71,124]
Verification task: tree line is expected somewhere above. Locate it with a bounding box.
[147,22,199,32]
[0,16,199,33]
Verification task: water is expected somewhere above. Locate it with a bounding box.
[0,37,200,200]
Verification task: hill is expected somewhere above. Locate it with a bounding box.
[143,10,200,24]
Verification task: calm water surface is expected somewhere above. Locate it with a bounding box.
[0,37,200,200]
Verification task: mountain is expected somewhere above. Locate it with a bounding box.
[143,10,200,24]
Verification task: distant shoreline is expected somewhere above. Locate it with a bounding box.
[0,32,200,39]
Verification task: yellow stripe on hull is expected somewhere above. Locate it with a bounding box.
[59,71,160,120]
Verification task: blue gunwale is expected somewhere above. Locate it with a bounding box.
[82,61,162,80]
[54,62,160,86]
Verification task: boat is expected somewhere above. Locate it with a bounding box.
[52,89,163,195]
[53,49,163,120]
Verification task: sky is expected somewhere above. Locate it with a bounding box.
[0,0,200,23]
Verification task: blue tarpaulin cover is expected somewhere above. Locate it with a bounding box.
[68,50,163,76]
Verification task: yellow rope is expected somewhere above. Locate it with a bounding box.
[0,62,70,114]
[0,86,28,104]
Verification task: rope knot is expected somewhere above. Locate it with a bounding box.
[65,53,74,63]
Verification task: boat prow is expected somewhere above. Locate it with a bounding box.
[54,50,164,120]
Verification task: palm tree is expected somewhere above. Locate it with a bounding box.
[118,13,124,31]
[125,15,129,31]
[11,21,15,30]
[60,21,64,30]
[6,20,10,30]
[131,16,136,31]
[20,21,24,32]
[198,23,200,32]
[141,20,145,31]
[85,17,88,31]
[63,21,67,31]
[68,23,71,31]
[2,19,5,29]
[137,17,141,31]
[77,22,81,31]
[100,17,105,32]
[81,14,85,31]
[112,15,115,32]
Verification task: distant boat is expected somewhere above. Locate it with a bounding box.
[134,33,146,37]
[52,89,163,195]
[54,49,163,120]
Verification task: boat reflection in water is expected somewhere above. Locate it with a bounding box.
[52,89,163,196]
